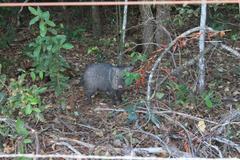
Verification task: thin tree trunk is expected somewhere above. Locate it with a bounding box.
[118,0,128,65]
[91,0,101,37]
[155,4,171,47]
[198,0,207,93]
[139,4,154,54]
[116,5,121,62]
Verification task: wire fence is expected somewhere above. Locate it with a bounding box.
[0,154,172,159]
[0,0,239,7]
[0,0,239,159]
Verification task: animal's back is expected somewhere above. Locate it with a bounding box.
[83,64,112,92]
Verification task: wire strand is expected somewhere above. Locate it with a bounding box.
[0,0,239,7]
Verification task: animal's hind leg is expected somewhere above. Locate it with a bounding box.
[109,90,117,105]
[85,90,94,104]
[116,90,123,103]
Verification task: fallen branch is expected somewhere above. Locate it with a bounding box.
[55,136,95,149]
[94,107,218,124]
[46,133,191,158]
[134,129,193,157]
[54,141,82,155]
[211,110,240,133]
[211,136,240,153]
[202,141,223,158]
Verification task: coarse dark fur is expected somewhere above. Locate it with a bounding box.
[83,63,133,104]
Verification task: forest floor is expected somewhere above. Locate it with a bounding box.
[0,25,239,158]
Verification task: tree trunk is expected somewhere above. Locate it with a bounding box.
[118,0,128,65]
[155,5,171,47]
[91,0,102,37]
[139,4,154,54]
[198,0,207,93]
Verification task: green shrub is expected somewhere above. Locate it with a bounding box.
[123,71,140,87]
[26,7,73,95]
[2,74,46,121]
[130,52,147,65]
[0,71,46,157]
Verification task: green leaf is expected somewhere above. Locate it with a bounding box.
[156,92,164,100]
[128,111,138,123]
[33,108,41,113]
[51,45,59,53]
[37,7,42,15]
[231,34,238,41]
[23,138,32,144]
[48,28,57,35]
[42,11,50,20]
[29,97,39,105]
[46,20,56,27]
[124,78,132,86]
[0,92,6,105]
[57,35,66,44]
[25,105,33,115]
[33,46,41,58]
[46,44,53,51]
[125,105,138,123]
[30,72,36,81]
[36,87,47,94]
[29,16,40,26]
[28,7,38,16]
[204,96,213,109]
[16,119,28,137]
[124,72,140,86]
[39,21,47,37]
[62,43,74,49]
[39,71,44,80]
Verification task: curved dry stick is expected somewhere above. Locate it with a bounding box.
[58,137,95,149]
[210,41,240,58]
[54,141,82,155]
[202,141,223,158]
[212,136,240,152]
[146,26,240,104]
[134,129,172,155]
[147,26,201,103]
[157,113,195,156]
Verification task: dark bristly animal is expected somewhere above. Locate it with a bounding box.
[83,63,133,104]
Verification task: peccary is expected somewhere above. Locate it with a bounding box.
[83,63,133,104]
